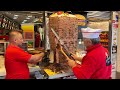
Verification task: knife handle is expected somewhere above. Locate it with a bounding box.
[69,53,75,61]
[66,53,75,61]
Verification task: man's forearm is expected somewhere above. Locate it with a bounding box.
[28,53,44,63]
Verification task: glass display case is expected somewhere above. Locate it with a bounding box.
[0,42,5,54]
[0,41,28,54]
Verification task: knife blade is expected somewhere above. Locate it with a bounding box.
[51,28,64,45]
[51,28,74,60]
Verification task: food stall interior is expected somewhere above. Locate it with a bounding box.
[0,11,80,79]
[0,11,98,79]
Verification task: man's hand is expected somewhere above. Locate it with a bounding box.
[56,43,62,51]
[66,58,77,68]
[39,52,45,62]
[29,52,45,64]
[40,52,45,58]
[71,53,82,62]
[39,57,43,62]
[71,53,79,60]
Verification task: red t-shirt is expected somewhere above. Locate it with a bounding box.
[72,44,112,79]
[4,44,32,79]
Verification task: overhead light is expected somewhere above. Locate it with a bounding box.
[37,13,42,14]
[28,15,32,17]
[13,14,19,19]
[33,18,39,22]
[23,20,27,21]
[14,15,19,16]
[13,17,18,19]
[22,22,25,23]
[21,20,27,23]
[22,20,27,22]
[79,41,82,44]
[26,17,30,19]
[30,12,39,13]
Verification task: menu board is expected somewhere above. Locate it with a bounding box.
[0,15,19,30]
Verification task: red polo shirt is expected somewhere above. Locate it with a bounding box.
[5,44,32,79]
[72,44,112,79]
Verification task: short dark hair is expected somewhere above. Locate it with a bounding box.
[8,30,23,40]
[9,30,22,35]
[90,37,100,45]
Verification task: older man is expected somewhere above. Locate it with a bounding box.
[5,30,44,79]
[66,27,112,79]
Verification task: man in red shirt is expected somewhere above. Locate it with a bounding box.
[4,30,44,79]
[66,27,112,79]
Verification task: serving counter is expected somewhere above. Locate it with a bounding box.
[0,65,40,79]
[0,66,75,79]
[0,53,76,79]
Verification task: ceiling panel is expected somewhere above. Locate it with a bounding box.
[0,11,44,24]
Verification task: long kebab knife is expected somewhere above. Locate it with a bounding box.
[51,28,75,60]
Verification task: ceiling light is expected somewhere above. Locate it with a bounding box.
[14,15,19,16]
[13,17,18,19]
[23,20,27,22]
[33,18,39,22]
[30,12,39,13]
[22,22,25,23]
[28,15,32,17]
[37,13,42,14]
[23,20,27,21]
[26,17,30,19]
[21,20,27,23]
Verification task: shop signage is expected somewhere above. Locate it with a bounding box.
[111,11,118,72]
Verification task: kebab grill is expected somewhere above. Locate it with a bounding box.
[36,12,85,78]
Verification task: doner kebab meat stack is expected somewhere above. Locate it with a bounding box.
[49,11,79,63]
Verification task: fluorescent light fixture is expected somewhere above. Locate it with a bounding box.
[13,17,18,19]
[37,13,42,14]
[23,20,27,21]
[26,17,30,19]
[13,14,19,19]
[14,15,19,16]
[33,18,39,22]
[79,41,82,44]
[28,15,32,17]
[22,20,27,23]
[30,12,39,13]
[22,22,25,23]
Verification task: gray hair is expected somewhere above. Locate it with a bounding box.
[90,37,100,45]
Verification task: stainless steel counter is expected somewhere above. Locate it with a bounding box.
[48,72,76,79]
[0,66,40,79]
